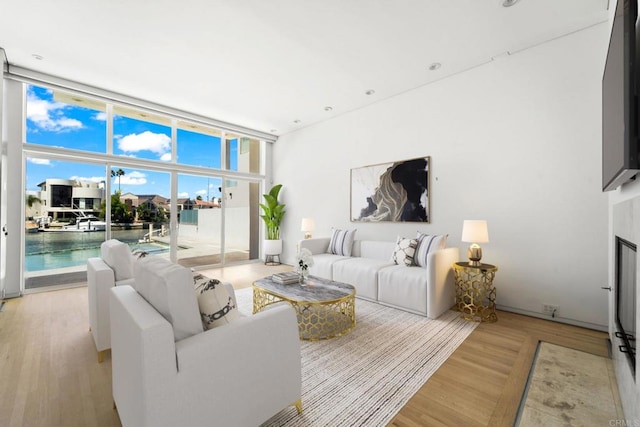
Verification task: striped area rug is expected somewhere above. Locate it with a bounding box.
[235,287,478,427]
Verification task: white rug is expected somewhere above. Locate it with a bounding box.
[235,287,478,426]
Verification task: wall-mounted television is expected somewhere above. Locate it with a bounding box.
[603,0,640,192]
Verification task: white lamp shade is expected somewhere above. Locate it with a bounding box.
[301,218,315,232]
[461,220,489,243]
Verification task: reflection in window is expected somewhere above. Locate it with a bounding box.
[25,85,107,153]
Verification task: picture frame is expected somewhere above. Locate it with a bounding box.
[350,156,430,223]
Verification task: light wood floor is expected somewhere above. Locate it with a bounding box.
[0,263,609,427]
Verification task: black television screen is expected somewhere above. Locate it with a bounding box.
[603,0,640,192]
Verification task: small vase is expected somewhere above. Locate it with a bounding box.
[298,269,308,285]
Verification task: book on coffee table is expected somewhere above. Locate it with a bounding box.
[272,271,300,285]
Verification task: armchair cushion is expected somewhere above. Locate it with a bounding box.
[101,239,133,281]
[134,256,203,341]
[193,273,239,329]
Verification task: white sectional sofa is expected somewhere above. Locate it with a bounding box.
[299,237,459,319]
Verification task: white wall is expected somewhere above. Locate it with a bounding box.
[273,23,610,329]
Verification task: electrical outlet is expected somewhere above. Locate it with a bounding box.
[542,304,559,316]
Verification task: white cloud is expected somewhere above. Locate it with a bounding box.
[178,192,189,198]
[94,112,107,121]
[69,175,105,184]
[117,131,171,160]
[160,152,172,162]
[195,189,207,195]
[26,91,84,132]
[118,171,147,186]
[28,158,52,165]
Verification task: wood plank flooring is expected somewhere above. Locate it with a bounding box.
[0,263,609,427]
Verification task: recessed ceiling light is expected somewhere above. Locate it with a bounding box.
[428,63,441,71]
[502,0,519,7]
[32,54,44,60]
[365,90,375,96]
[324,106,333,112]
[293,119,301,124]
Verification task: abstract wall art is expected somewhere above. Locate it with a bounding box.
[351,156,430,223]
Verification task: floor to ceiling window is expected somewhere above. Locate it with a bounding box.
[21,83,265,291]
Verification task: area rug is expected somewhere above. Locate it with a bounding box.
[514,342,623,426]
[234,287,478,426]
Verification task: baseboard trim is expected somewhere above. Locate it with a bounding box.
[496,304,607,332]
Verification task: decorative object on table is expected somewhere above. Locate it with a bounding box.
[272,271,301,285]
[350,156,430,223]
[260,184,286,265]
[296,248,314,283]
[452,261,498,322]
[461,219,489,267]
[301,217,315,239]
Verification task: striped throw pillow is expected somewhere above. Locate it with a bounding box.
[414,232,447,268]
[327,228,357,256]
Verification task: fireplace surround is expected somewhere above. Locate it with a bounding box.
[612,197,640,420]
[615,236,637,376]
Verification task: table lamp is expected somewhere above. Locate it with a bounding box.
[301,218,315,239]
[461,220,489,267]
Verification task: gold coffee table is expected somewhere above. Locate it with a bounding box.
[253,275,356,340]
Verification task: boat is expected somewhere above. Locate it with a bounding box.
[61,215,107,232]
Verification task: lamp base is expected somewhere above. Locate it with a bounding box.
[304,232,312,239]
[467,244,482,267]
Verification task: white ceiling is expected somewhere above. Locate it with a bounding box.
[0,0,609,137]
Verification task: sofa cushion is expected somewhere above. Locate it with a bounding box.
[332,257,393,301]
[414,233,447,268]
[391,236,417,266]
[134,256,203,341]
[101,239,133,282]
[309,253,350,280]
[193,273,239,329]
[327,228,357,256]
[377,265,429,315]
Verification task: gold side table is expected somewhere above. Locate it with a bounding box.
[452,262,498,323]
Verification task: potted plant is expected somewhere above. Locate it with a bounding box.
[260,184,286,258]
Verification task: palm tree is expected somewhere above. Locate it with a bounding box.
[111,168,125,193]
[26,194,42,208]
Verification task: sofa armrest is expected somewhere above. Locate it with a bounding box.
[173,303,301,426]
[87,257,116,352]
[426,247,460,319]
[110,285,177,427]
[299,237,330,255]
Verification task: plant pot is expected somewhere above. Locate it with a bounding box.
[263,239,283,256]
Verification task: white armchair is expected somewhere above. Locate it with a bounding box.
[86,239,135,362]
[109,257,302,427]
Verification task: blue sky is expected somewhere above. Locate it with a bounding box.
[25,85,238,199]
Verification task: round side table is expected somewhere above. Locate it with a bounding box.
[452,262,498,323]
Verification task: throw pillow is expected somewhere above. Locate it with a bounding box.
[193,273,239,329]
[391,236,418,267]
[414,232,447,268]
[327,228,357,256]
